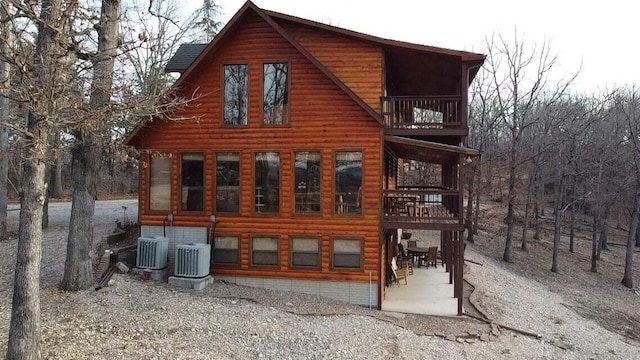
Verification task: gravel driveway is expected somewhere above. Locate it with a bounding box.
[1,201,639,359]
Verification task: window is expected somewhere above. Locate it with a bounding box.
[263,63,289,125]
[180,153,204,212]
[216,153,240,213]
[149,153,171,211]
[213,236,239,265]
[252,236,279,266]
[254,152,279,213]
[332,239,362,269]
[291,237,319,268]
[294,152,320,214]
[223,64,248,125]
[335,151,362,215]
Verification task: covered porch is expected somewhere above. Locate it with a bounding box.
[382,266,457,316]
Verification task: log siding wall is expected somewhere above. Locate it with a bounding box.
[136,12,384,283]
[279,21,383,113]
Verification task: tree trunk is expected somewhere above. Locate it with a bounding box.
[472,160,481,235]
[569,204,575,253]
[635,214,640,247]
[590,213,599,273]
[551,174,564,273]
[41,194,48,229]
[466,162,474,243]
[597,206,610,259]
[62,0,121,291]
[48,138,64,198]
[0,9,8,240]
[7,0,60,356]
[521,162,537,251]
[503,140,517,263]
[622,189,639,288]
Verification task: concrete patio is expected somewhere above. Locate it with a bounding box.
[381,265,458,317]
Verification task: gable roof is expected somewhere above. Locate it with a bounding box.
[263,9,485,63]
[165,43,207,72]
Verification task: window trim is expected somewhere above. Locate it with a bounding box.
[250,234,280,268]
[330,237,364,271]
[178,151,206,215]
[292,150,322,217]
[332,149,364,218]
[289,236,321,270]
[252,151,281,216]
[261,61,291,127]
[214,151,241,215]
[144,150,173,215]
[212,234,241,267]
[221,63,249,127]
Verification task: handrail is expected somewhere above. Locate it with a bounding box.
[381,96,463,129]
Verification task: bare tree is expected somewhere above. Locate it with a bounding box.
[619,87,640,288]
[62,0,121,291]
[0,0,10,240]
[6,0,70,357]
[485,31,577,262]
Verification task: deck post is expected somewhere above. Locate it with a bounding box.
[457,230,464,315]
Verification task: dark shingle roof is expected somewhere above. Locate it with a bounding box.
[165,43,208,72]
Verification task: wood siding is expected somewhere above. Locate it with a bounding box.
[279,20,383,113]
[136,11,383,283]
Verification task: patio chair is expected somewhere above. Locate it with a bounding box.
[390,257,408,287]
[397,243,414,275]
[424,246,438,268]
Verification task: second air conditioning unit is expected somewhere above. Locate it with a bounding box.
[174,243,211,278]
[136,236,169,269]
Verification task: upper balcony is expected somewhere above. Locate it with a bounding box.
[381,96,466,137]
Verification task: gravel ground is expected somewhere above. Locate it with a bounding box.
[1,200,639,359]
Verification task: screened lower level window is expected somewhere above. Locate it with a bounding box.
[291,237,319,268]
[252,236,279,266]
[332,239,362,269]
[213,236,239,265]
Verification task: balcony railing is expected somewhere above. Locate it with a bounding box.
[381,96,463,130]
[383,188,461,225]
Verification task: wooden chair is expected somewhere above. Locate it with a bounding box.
[424,246,438,268]
[391,257,408,286]
[397,243,413,275]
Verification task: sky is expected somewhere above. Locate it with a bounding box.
[182,0,638,93]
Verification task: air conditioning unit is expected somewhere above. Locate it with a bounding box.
[136,236,169,269]
[174,243,211,278]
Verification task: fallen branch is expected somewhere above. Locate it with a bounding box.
[464,312,542,339]
[465,258,483,266]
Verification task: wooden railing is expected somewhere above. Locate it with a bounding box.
[381,96,463,129]
[383,188,461,224]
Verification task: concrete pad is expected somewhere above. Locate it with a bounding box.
[132,267,169,281]
[168,275,213,290]
[382,266,459,317]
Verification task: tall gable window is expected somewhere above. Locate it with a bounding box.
[263,63,289,125]
[255,152,280,213]
[224,64,248,125]
[149,153,171,211]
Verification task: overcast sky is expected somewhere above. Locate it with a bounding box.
[183,0,637,93]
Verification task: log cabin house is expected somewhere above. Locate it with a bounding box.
[124,1,483,315]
